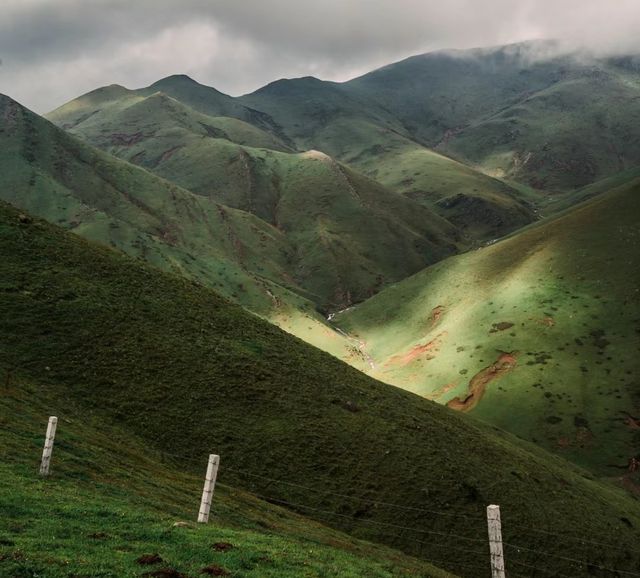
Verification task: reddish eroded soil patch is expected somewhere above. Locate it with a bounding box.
[158,145,183,164]
[427,382,458,401]
[447,351,518,412]
[387,332,447,366]
[110,131,144,146]
[430,305,445,325]
[201,565,230,576]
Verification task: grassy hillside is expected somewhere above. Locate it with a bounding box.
[49,77,537,243]
[42,91,465,310]
[346,41,640,191]
[2,200,640,576]
[1,376,452,578]
[340,135,537,240]
[336,175,640,477]
[239,78,537,239]
[0,92,324,319]
[47,85,291,153]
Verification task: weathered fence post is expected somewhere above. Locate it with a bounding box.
[197,454,220,523]
[39,416,58,476]
[487,504,506,578]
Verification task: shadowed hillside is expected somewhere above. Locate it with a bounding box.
[2,200,640,576]
[2,92,466,337]
[346,41,640,190]
[40,92,465,310]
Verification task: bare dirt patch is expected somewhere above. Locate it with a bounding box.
[447,351,518,412]
[387,332,447,366]
[427,382,458,401]
[137,554,163,565]
[430,305,445,325]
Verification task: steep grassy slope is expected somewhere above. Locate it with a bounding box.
[47,84,290,153]
[2,200,640,576]
[343,137,537,240]
[239,78,537,239]
[346,41,640,191]
[1,376,452,578]
[49,77,536,242]
[0,92,320,320]
[336,176,640,477]
[42,91,464,309]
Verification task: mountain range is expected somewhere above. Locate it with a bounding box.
[2,39,640,577]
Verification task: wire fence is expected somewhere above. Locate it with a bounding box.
[157,448,640,578]
[5,407,640,578]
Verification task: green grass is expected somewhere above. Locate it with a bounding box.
[47,42,640,233]
[16,91,465,312]
[0,92,322,320]
[2,199,640,576]
[239,78,537,240]
[49,73,537,244]
[346,41,640,191]
[336,175,640,477]
[1,379,453,578]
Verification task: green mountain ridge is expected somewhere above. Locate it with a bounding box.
[42,90,466,311]
[2,199,640,577]
[0,92,317,319]
[3,92,469,332]
[346,42,640,190]
[48,71,538,242]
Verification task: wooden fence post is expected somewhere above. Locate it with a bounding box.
[39,416,58,476]
[197,454,220,523]
[487,504,506,578]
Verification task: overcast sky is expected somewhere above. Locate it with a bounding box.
[1,0,640,113]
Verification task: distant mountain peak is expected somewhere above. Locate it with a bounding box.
[249,75,337,98]
[152,73,200,86]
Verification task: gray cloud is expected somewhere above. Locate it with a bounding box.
[1,0,639,113]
